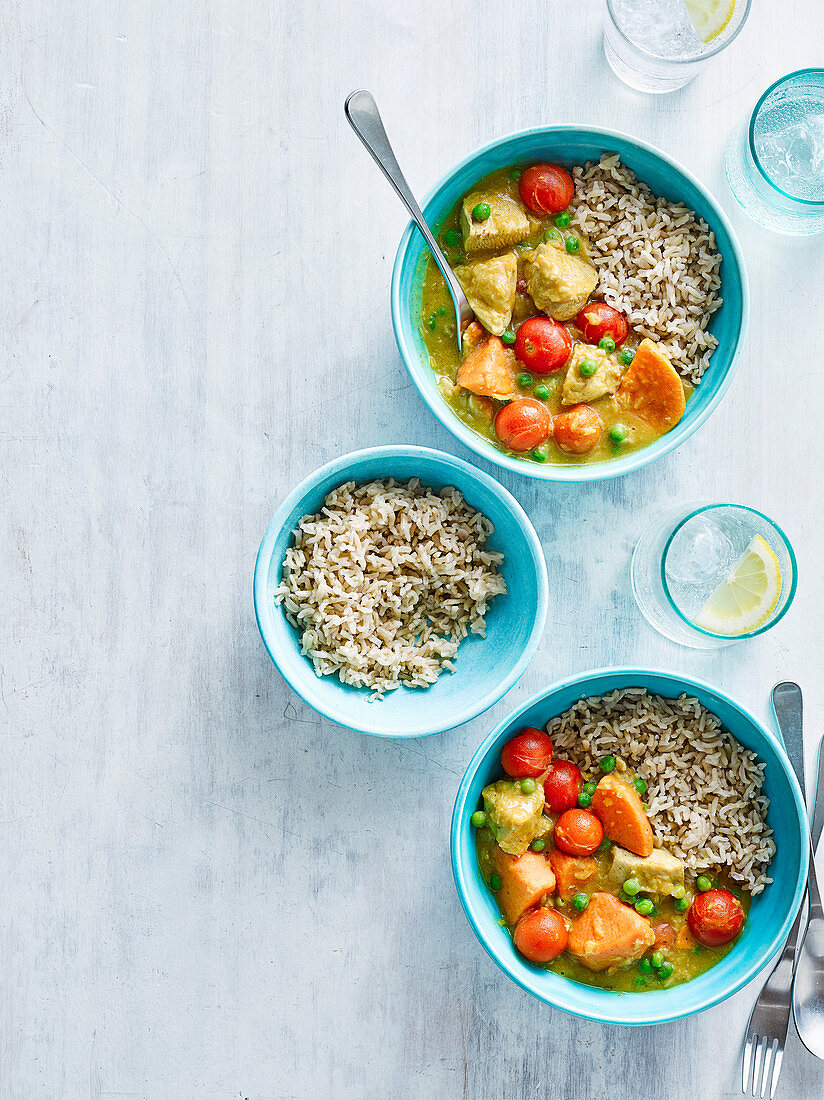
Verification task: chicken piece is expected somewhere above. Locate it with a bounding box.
[567,893,656,972]
[561,344,625,406]
[482,778,546,856]
[605,846,686,899]
[521,242,598,322]
[456,335,517,400]
[616,338,686,432]
[491,848,556,924]
[460,192,531,253]
[454,252,518,336]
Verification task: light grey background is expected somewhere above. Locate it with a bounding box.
[2,1,823,1097]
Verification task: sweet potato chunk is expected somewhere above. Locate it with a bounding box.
[616,338,686,432]
[590,774,654,858]
[567,892,655,971]
[456,335,517,400]
[549,850,598,901]
[491,847,556,925]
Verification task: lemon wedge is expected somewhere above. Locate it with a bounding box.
[693,534,782,636]
[684,0,736,42]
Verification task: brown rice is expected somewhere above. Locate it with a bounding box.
[570,154,723,385]
[274,478,506,699]
[547,688,775,894]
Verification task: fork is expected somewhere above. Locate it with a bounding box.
[742,683,820,1097]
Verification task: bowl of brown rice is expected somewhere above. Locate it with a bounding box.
[392,126,749,481]
[254,445,548,736]
[451,668,807,1024]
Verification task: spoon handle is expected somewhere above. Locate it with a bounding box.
[773,682,805,799]
[344,90,472,333]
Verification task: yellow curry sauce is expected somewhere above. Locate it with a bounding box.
[476,826,748,993]
[419,166,693,466]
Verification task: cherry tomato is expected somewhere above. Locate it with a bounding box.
[553,809,604,857]
[514,317,572,374]
[543,760,583,813]
[513,907,568,963]
[500,728,554,778]
[575,302,629,346]
[687,889,745,947]
[553,405,603,455]
[519,164,575,215]
[495,399,552,452]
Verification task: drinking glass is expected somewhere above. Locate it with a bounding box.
[630,503,797,649]
[604,0,751,94]
[725,69,824,235]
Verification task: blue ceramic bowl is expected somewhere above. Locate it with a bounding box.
[391,126,749,482]
[451,668,807,1025]
[254,446,548,737]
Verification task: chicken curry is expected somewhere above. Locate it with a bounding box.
[420,163,692,466]
[471,726,749,992]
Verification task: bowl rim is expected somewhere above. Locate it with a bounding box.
[450,665,808,1025]
[391,123,750,483]
[253,444,549,737]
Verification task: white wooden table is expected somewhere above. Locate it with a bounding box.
[3,1,823,1096]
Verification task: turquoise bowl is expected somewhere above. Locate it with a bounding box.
[451,668,807,1025]
[254,446,548,737]
[391,126,749,482]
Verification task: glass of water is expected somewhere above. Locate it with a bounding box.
[604,0,752,94]
[725,69,824,235]
[630,503,797,649]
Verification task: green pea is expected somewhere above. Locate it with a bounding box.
[693,944,703,956]
[470,810,486,828]
[657,961,674,980]
[489,873,502,890]
[472,202,491,221]
[428,316,437,331]
[609,424,627,444]
[599,755,616,773]
[650,951,663,969]
[632,775,647,795]
[520,777,536,795]
[571,893,589,912]
[530,837,546,852]
[696,876,712,893]
[555,211,571,227]
[501,329,516,346]
[674,897,689,912]
[534,384,549,400]
[509,168,522,181]
[517,372,533,388]
[530,450,547,463]
[672,885,686,900]
[622,878,641,897]
[577,792,592,808]
[438,305,447,316]
[579,358,598,377]
[635,898,654,916]
[619,347,635,366]
[444,228,462,247]
[582,781,598,796]
[565,237,580,254]
[544,227,562,243]
[648,904,658,917]
[634,976,647,988]
[599,336,616,352]
[597,838,612,854]
[637,957,653,974]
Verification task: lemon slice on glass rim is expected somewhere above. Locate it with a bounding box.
[683,0,736,43]
[693,534,782,636]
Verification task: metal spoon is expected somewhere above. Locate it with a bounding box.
[793,736,824,1059]
[344,89,474,350]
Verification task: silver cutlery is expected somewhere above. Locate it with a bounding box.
[792,737,824,1059]
[344,89,474,350]
[742,682,809,1097]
